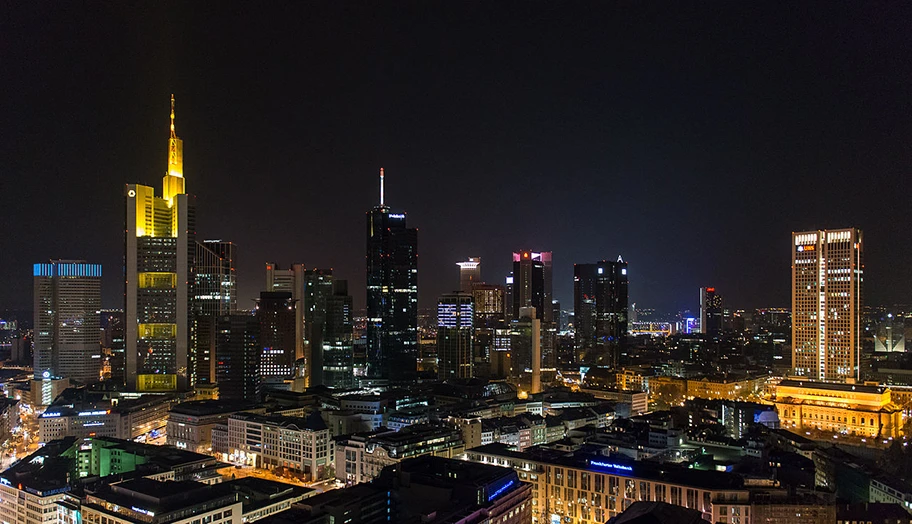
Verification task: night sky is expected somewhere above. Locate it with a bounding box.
[2,3,911,314]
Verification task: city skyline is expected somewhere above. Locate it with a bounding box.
[3,4,911,315]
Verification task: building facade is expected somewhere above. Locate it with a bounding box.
[321,280,355,389]
[700,286,723,336]
[335,425,465,485]
[774,379,902,438]
[214,313,261,401]
[227,412,333,480]
[437,292,475,380]
[256,292,297,393]
[467,443,751,524]
[792,228,863,381]
[125,96,196,392]
[191,240,237,386]
[512,251,552,323]
[366,168,418,381]
[573,258,628,366]
[33,261,102,383]
[457,257,482,293]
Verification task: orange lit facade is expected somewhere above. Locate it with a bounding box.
[774,379,902,438]
[792,229,863,382]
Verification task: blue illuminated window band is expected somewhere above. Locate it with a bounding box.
[487,479,515,502]
[34,264,102,277]
[590,460,634,473]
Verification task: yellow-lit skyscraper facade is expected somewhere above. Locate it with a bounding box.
[792,228,863,382]
[124,95,195,392]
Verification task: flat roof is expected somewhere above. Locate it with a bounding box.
[171,399,257,416]
[468,443,745,491]
[778,379,886,395]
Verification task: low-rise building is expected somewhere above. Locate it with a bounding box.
[167,399,257,453]
[268,456,531,524]
[774,379,903,438]
[38,389,176,443]
[335,424,464,485]
[0,436,225,524]
[227,411,333,480]
[467,442,752,524]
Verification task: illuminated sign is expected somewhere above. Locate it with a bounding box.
[487,479,515,501]
[590,460,633,472]
[42,370,50,379]
[389,214,405,219]
[42,413,61,418]
[797,245,815,252]
[132,507,155,517]
[0,477,10,486]
[78,411,108,417]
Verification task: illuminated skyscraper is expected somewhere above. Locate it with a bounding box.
[194,240,237,316]
[366,168,418,380]
[437,292,474,380]
[573,258,628,366]
[511,251,552,322]
[33,261,102,382]
[699,287,723,336]
[457,257,481,293]
[125,95,196,391]
[792,228,863,381]
[191,240,236,385]
[323,280,355,389]
[265,263,305,364]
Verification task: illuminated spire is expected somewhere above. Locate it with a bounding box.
[380,167,385,206]
[163,94,185,202]
[170,94,176,138]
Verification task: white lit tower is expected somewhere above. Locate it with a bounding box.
[792,228,863,382]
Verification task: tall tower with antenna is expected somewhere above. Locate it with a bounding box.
[365,168,418,381]
[124,95,196,391]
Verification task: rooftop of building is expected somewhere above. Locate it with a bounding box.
[777,379,887,395]
[85,478,237,517]
[0,436,76,496]
[231,411,328,432]
[170,399,258,417]
[45,387,176,415]
[88,436,219,467]
[468,443,745,491]
[221,477,316,513]
[608,501,709,524]
[837,502,912,520]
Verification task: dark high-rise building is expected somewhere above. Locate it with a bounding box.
[471,283,506,378]
[255,292,297,393]
[303,268,333,386]
[33,261,103,382]
[457,257,482,293]
[100,309,125,383]
[699,287,724,336]
[366,168,418,381]
[323,280,355,389]
[472,284,506,327]
[504,273,514,321]
[437,293,474,380]
[574,258,629,366]
[191,240,237,385]
[214,313,260,401]
[511,251,552,322]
